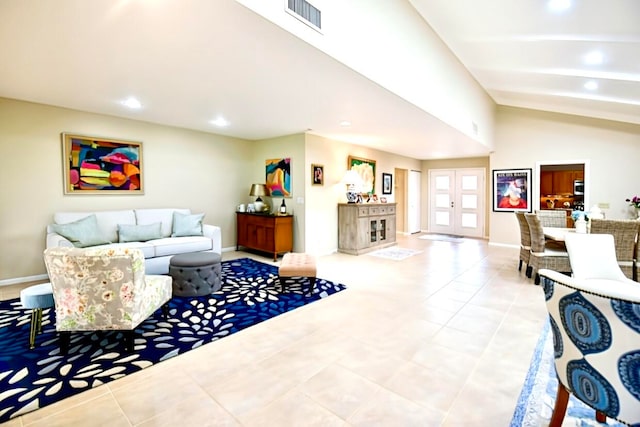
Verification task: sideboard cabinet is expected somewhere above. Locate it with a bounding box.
[338,203,396,255]
[236,213,293,260]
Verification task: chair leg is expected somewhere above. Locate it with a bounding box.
[526,265,532,278]
[124,330,134,352]
[308,277,316,295]
[518,259,523,271]
[549,382,570,427]
[534,273,541,285]
[28,308,42,349]
[161,303,169,319]
[59,331,71,354]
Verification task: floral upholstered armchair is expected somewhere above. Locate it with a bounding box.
[43,247,172,352]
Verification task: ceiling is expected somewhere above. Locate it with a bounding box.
[0,1,637,160]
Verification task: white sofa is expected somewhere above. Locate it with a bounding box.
[46,208,222,275]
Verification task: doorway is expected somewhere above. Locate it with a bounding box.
[428,168,485,237]
[535,159,590,213]
[408,170,421,234]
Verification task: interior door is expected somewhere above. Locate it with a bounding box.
[407,170,421,233]
[429,168,484,237]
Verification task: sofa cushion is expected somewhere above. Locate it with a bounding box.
[118,222,162,243]
[135,208,190,238]
[91,241,156,259]
[50,214,111,248]
[150,236,213,257]
[54,210,136,243]
[171,212,204,237]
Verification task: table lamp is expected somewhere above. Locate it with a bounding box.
[341,170,363,203]
[249,183,268,211]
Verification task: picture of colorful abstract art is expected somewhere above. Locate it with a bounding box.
[265,158,291,197]
[62,133,143,194]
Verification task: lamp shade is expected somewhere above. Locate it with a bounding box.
[249,184,268,197]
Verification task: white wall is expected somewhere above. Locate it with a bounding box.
[236,0,494,150]
[490,106,640,247]
[0,98,252,281]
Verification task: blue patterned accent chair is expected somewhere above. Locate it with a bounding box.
[43,247,173,353]
[539,268,640,426]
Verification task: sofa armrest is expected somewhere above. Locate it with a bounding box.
[202,224,222,254]
[46,232,74,248]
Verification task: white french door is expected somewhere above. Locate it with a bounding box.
[408,170,421,234]
[429,168,485,237]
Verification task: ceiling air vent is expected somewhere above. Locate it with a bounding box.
[286,0,321,31]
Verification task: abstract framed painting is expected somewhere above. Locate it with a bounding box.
[348,155,376,195]
[492,168,532,212]
[61,133,143,194]
[266,158,291,197]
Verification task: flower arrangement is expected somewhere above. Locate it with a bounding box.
[626,196,640,209]
[571,210,588,222]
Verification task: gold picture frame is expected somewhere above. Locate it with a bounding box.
[348,155,376,195]
[62,133,144,194]
[311,164,324,186]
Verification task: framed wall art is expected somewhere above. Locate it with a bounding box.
[348,155,376,195]
[266,158,291,197]
[382,173,392,195]
[62,133,143,194]
[311,164,324,186]
[492,168,532,212]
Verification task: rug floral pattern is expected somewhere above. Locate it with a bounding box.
[0,258,346,422]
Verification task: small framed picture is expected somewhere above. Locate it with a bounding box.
[492,168,532,212]
[380,197,387,203]
[382,173,392,195]
[312,164,324,186]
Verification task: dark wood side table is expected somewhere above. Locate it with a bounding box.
[236,212,293,261]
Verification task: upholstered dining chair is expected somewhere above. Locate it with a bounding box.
[564,233,636,282]
[524,213,572,284]
[538,268,640,426]
[515,212,532,277]
[535,209,567,227]
[589,218,640,280]
[43,247,173,353]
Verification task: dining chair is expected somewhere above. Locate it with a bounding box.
[538,268,640,426]
[589,218,640,280]
[564,233,635,283]
[515,212,532,277]
[535,209,567,227]
[524,213,572,284]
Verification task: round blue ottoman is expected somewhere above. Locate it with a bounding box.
[169,252,222,296]
[20,282,54,349]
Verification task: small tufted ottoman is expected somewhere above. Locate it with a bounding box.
[169,252,222,297]
[20,282,54,349]
[278,253,317,295]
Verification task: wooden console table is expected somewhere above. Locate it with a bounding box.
[236,212,293,260]
[338,203,396,255]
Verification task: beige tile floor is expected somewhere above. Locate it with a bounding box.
[2,234,548,426]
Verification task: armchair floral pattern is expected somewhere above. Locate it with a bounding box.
[43,247,172,334]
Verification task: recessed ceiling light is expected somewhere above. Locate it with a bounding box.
[210,117,229,127]
[121,97,142,109]
[547,0,571,12]
[339,120,351,127]
[584,81,598,90]
[584,50,604,65]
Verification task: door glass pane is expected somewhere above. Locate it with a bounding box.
[461,175,477,190]
[435,194,450,208]
[380,219,386,240]
[461,213,477,228]
[435,211,450,226]
[461,194,477,209]
[435,176,449,190]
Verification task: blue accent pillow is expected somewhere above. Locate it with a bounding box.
[118,222,162,243]
[51,214,111,248]
[172,212,204,237]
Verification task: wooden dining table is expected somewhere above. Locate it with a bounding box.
[543,227,576,242]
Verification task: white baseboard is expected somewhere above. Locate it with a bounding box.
[0,273,48,287]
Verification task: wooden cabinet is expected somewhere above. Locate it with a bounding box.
[540,170,584,195]
[338,203,396,255]
[236,213,293,260]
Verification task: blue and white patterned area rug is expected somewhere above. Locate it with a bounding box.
[0,258,346,423]
[510,320,625,427]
